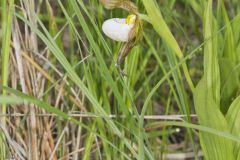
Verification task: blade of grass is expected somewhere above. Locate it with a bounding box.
[0,96,25,104]
[1,0,14,158]
[57,1,135,158]
[140,1,197,158]
[1,91,240,146]
[16,11,139,158]
[83,122,96,160]
[0,86,133,160]
[142,0,195,92]
[148,121,240,144]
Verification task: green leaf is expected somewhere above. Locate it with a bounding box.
[194,78,234,160]
[226,96,240,160]
[142,0,194,92]
[203,0,220,105]
[0,96,25,104]
[219,59,240,113]
[83,122,96,160]
[193,1,234,159]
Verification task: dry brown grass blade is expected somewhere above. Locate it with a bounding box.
[21,51,86,111]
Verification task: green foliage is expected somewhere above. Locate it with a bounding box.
[226,96,240,160]
[1,0,240,159]
[193,0,240,159]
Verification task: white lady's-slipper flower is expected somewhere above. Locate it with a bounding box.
[102,14,136,42]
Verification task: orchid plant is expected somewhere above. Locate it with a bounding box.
[100,0,143,75]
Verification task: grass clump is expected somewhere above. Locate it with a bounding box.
[0,0,240,159]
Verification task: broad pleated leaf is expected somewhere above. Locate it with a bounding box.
[194,78,234,160]
[226,96,240,160]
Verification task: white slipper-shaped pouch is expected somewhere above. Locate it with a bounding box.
[102,15,136,42]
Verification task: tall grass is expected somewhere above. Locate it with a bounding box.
[0,0,240,159]
[1,0,14,158]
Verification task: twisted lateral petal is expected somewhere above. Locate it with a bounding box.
[100,0,138,13]
[102,18,134,42]
[99,0,117,9]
